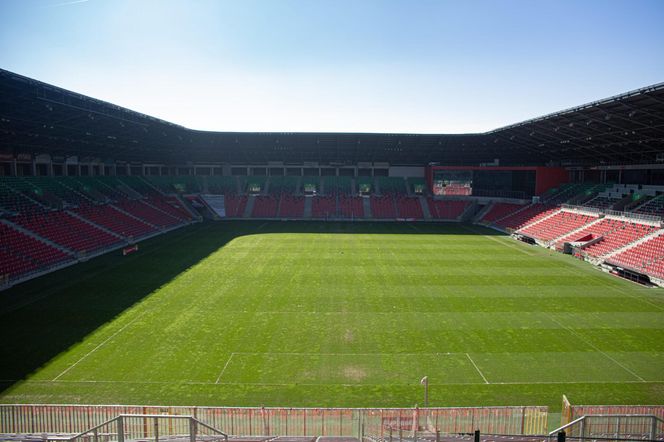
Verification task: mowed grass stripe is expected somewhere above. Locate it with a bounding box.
[1,221,662,410]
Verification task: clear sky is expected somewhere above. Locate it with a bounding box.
[1,0,663,133]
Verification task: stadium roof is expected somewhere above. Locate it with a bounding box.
[1,68,663,167]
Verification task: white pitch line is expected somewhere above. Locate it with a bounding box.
[13,379,664,387]
[466,353,490,384]
[52,314,144,381]
[231,351,455,356]
[547,315,646,383]
[215,353,235,384]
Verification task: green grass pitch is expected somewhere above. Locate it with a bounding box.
[1,221,663,416]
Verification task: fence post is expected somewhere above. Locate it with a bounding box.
[580,417,585,442]
[154,417,159,442]
[557,430,565,442]
[650,416,657,442]
[474,430,479,442]
[190,417,197,442]
[389,426,393,442]
[436,430,440,442]
[118,417,125,442]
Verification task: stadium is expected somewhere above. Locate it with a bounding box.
[1,1,664,442]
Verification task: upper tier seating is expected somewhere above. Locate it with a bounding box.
[321,176,352,195]
[441,183,472,196]
[301,177,320,195]
[207,176,239,194]
[406,177,426,194]
[147,176,201,194]
[583,196,618,210]
[270,176,299,195]
[356,177,373,194]
[245,177,267,194]
[119,176,159,196]
[634,195,664,217]
[0,182,45,214]
[29,177,94,207]
[147,196,193,222]
[376,177,406,195]
[72,177,126,200]
[518,211,597,242]
[542,183,601,205]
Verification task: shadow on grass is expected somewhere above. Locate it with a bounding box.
[0,220,504,393]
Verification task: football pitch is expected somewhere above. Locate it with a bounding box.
[1,221,663,414]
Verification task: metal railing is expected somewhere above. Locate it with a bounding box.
[561,204,662,224]
[549,414,664,442]
[0,405,549,437]
[64,414,228,442]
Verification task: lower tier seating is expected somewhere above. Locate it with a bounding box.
[518,211,597,242]
[427,199,469,220]
[494,204,557,230]
[396,196,423,219]
[0,223,72,279]
[75,205,156,239]
[12,211,122,253]
[252,195,278,217]
[147,196,193,221]
[114,199,181,228]
[339,194,364,218]
[224,194,247,217]
[278,194,304,218]
[312,195,336,218]
[371,195,397,219]
[608,234,664,278]
[480,203,526,223]
[583,222,658,257]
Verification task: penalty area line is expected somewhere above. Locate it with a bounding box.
[215,353,235,384]
[547,315,646,383]
[466,353,490,384]
[52,313,144,382]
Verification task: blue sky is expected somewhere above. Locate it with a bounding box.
[1,0,663,133]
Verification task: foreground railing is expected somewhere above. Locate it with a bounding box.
[0,405,548,437]
[550,414,664,442]
[63,414,228,442]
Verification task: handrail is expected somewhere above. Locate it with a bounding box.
[65,414,228,442]
[561,204,662,223]
[548,414,664,436]
[65,415,121,441]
